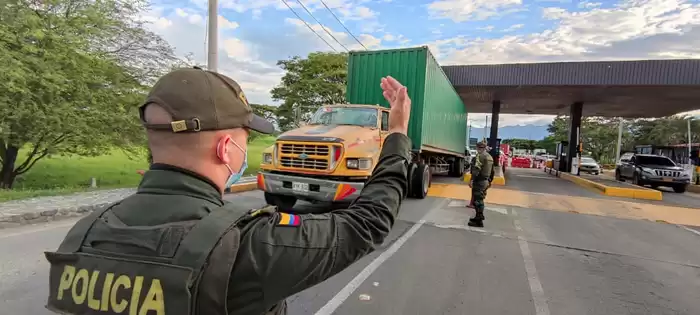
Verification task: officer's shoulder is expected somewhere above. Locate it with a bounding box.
[212,203,278,224]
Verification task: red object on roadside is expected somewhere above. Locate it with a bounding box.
[511,156,532,168]
[137,170,146,176]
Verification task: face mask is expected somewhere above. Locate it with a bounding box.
[224,140,248,187]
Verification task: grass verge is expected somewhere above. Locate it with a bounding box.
[0,135,275,202]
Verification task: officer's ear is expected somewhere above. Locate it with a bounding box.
[216,135,233,164]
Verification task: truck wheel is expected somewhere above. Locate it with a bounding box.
[449,158,464,177]
[407,162,417,197]
[264,192,297,211]
[410,163,430,199]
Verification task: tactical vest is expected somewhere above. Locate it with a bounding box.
[44,202,274,315]
[471,153,494,182]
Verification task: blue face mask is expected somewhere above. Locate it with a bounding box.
[225,140,248,187]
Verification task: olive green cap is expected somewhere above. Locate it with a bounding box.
[139,67,274,134]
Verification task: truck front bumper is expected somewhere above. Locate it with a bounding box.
[258,171,364,202]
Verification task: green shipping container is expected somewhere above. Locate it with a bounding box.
[346,46,467,156]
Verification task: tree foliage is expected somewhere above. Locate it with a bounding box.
[0,0,182,188]
[271,52,348,131]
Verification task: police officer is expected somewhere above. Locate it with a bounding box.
[44,69,413,315]
[467,142,494,227]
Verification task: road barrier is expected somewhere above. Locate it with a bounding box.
[511,157,533,168]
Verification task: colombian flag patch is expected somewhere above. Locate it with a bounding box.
[277,212,301,227]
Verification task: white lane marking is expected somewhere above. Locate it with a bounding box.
[515,174,558,180]
[0,218,79,239]
[677,224,700,237]
[487,206,508,215]
[314,198,448,315]
[512,209,551,315]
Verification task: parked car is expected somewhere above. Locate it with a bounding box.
[574,156,601,175]
[615,153,691,193]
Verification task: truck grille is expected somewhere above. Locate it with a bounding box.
[654,170,681,177]
[278,142,331,171]
[280,143,330,156]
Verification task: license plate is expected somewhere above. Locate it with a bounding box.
[663,178,673,182]
[292,182,309,192]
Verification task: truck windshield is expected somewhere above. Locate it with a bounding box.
[309,107,378,127]
[636,156,675,166]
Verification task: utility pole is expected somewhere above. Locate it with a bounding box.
[615,118,623,163]
[207,0,218,72]
[483,116,489,142]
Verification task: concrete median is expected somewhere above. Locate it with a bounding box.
[558,172,663,201]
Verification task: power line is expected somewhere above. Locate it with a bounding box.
[280,0,339,52]
[294,0,350,52]
[318,0,367,50]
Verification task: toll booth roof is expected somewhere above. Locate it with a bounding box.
[443,59,700,118]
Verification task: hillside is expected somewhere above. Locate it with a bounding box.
[470,124,549,141]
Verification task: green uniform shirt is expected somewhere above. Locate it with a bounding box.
[106,132,412,315]
[471,150,494,182]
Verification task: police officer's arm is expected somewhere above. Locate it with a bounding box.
[241,133,411,305]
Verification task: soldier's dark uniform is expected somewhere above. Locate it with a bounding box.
[468,143,494,227]
[44,68,411,315]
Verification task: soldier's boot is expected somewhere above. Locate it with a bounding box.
[468,200,485,227]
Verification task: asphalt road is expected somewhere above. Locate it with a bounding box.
[2,177,700,315]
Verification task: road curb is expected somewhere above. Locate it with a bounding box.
[0,179,261,230]
[462,173,506,186]
[557,171,663,201]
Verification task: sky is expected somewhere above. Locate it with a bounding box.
[140,0,700,128]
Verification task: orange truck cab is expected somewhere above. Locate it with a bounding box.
[258,104,390,209]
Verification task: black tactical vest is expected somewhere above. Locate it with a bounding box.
[44,202,274,315]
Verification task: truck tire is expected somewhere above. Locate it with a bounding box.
[264,192,297,211]
[449,158,465,177]
[410,163,431,199]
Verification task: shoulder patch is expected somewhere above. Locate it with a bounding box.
[277,212,301,227]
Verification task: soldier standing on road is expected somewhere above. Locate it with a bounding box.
[44,68,413,315]
[468,142,494,227]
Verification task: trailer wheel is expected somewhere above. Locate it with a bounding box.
[410,163,431,199]
[265,192,297,211]
[449,158,465,177]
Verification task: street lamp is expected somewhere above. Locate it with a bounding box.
[207,0,218,72]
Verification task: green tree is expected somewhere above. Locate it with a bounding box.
[0,0,180,188]
[271,52,348,131]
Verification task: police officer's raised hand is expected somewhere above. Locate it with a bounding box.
[381,76,411,135]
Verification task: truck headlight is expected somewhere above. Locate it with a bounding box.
[641,167,653,174]
[346,158,372,170]
[262,153,272,164]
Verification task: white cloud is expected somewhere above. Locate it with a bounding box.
[579,1,603,8]
[469,114,555,127]
[428,0,524,22]
[434,0,700,65]
[502,23,524,32]
[143,7,284,105]
[188,0,377,21]
[428,0,700,126]
[285,18,382,51]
